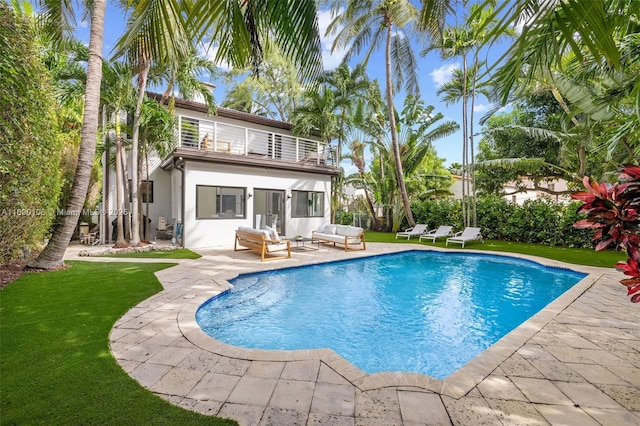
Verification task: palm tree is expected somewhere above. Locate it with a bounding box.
[112,0,192,247]
[190,0,323,84]
[139,98,176,239]
[328,0,448,227]
[321,63,371,168]
[100,61,137,247]
[157,47,218,115]
[28,0,106,270]
[328,0,420,226]
[428,2,511,227]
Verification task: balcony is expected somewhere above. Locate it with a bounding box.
[176,115,337,169]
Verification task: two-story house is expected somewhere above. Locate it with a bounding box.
[100,93,340,249]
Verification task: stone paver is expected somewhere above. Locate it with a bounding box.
[63,243,640,425]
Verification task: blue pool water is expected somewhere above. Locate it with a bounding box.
[196,251,586,379]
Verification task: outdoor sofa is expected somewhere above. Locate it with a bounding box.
[234,226,290,261]
[312,224,366,251]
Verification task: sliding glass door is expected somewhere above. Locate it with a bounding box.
[253,189,285,236]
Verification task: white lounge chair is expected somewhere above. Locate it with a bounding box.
[419,225,454,243]
[446,227,484,248]
[395,224,429,240]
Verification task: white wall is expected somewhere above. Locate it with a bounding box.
[183,160,331,249]
[104,150,172,242]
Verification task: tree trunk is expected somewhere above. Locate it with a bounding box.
[28,0,106,269]
[469,54,479,227]
[461,56,469,228]
[114,116,128,247]
[130,59,150,246]
[385,22,414,227]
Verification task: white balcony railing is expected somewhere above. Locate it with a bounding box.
[176,115,336,167]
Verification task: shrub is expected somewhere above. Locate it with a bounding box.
[410,196,594,249]
[572,165,640,303]
[0,5,63,263]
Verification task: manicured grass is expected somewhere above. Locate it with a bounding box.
[0,261,236,425]
[365,231,626,268]
[102,248,202,259]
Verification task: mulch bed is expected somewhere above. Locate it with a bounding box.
[0,259,28,289]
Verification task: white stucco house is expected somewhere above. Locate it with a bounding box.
[100,94,339,249]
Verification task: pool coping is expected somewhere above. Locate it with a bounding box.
[176,246,601,399]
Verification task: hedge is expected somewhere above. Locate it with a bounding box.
[410,196,594,248]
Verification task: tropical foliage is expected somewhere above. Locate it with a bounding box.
[0,4,63,263]
[411,196,593,249]
[572,165,640,303]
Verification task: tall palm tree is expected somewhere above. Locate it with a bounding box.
[28,0,106,270]
[112,0,192,247]
[328,0,448,227]
[157,47,218,114]
[139,98,176,239]
[321,63,371,167]
[100,61,137,246]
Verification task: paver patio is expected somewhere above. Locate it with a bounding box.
[66,243,640,425]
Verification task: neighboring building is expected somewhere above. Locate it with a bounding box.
[450,175,570,205]
[502,178,571,205]
[101,94,339,249]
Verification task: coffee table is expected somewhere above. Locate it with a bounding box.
[286,237,320,251]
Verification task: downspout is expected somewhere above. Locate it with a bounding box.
[174,157,185,247]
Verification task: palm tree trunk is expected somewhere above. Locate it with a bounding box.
[145,143,151,241]
[385,22,414,227]
[461,56,468,228]
[130,59,150,246]
[115,120,128,247]
[28,0,106,269]
[469,54,479,227]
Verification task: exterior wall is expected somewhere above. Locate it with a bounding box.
[104,150,172,242]
[182,160,331,249]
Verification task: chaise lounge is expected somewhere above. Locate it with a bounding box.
[446,227,484,248]
[419,225,454,243]
[395,224,429,240]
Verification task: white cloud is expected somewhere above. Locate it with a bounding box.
[473,103,489,113]
[317,8,348,71]
[430,63,459,87]
[198,43,232,72]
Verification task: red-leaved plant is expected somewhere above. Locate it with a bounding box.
[572,165,640,303]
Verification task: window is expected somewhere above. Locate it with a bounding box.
[291,190,324,217]
[196,185,246,219]
[128,180,153,203]
[140,180,153,203]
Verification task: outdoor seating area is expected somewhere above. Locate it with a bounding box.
[312,224,366,251]
[234,226,291,261]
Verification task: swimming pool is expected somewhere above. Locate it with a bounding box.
[196,250,586,379]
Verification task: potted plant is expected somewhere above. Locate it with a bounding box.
[572,164,640,303]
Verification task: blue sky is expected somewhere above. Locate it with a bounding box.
[75,3,513,172]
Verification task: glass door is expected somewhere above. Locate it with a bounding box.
[253,189,285,236]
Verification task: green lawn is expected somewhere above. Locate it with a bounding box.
[364,231,626,268]
[0,261,236,425]
[101,248,202,259]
